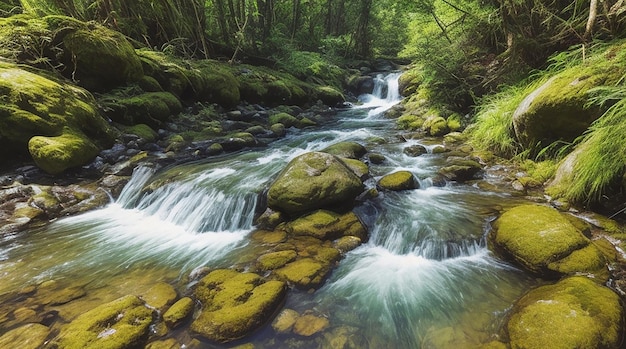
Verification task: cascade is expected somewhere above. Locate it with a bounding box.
[0,72,532,348]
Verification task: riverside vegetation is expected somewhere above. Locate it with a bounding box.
[1,0,626,348]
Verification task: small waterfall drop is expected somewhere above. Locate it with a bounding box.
[357,72,403,117]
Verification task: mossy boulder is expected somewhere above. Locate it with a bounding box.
[507,276,623,349]
[340,158,369,180]
[269,112,299,128]
[489,205,607,278]
[423,114,449,137]
[285,210,367,241]
[275,258,328,288]
[378,171,419,191]
[105,92,182,128]
[163,297,194,329]
[141,282,177,313]
[316,86,345,105]
[512,67,618,148]
[322,141,367,159]
[267,152,365,215]
[0,62,114,171]
[191,269,286,343]
[257,250,298,271]
[396,114,424,131]
[28,129,100,174]
[54,295,154,349]
[61,23,144,91]
[398,67,423,96]
[438,158,482,182]
[122,124,158,143]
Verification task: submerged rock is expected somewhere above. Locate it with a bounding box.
[191,269,286,343]
[0,323,49,349]
[293,313,329,337]
[163,297,194,329]
[489,204,607,278]
[267,152,364,215]
[53,295,154,349]
[507,276,623,349]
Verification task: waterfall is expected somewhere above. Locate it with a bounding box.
[357,72,403,117]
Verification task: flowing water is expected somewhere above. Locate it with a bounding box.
[0,73,534,348]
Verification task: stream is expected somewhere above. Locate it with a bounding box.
[0,73,535,348]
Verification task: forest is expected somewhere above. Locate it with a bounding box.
[2,0,626,348]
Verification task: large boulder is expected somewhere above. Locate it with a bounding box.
[322,141,367,159]
[0,62,115,173]
[190,269,286,343]
[512,66,619,148]
[267,152,364,215]
[507,276,623,349]
[489,204,607,278]
[377,171,419,191]
[53,295,154,349]
[61,22,144,91]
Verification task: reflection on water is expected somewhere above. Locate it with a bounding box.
[0,73,534,348]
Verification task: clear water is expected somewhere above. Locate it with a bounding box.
[0,73,533,348]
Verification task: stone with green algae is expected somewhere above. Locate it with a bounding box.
[0,323,49,349]
[28,130,100,175]
[377,171,419,191]
[285,210,367,241]
[145,338,180,349]
[507,276,623,349]
[293,313,329,337]
[490,204,604,278]
[547,243,608,280]
[123,124,158,143]
[322,141,367,159]
[316,85,345,105]
[339,158,369,180]
[191,269,286,343]
[438,158,482,182]
[257,250,298,271]
[269,112,299,128]
[53,295,154,349]
[163,297,194,329]
[267,152,364,215]
[275,258,328,288]
[423,114,449,136]
[272,308,300,334]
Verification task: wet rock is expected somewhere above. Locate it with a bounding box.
[423,115,449,136]
[53,294,154,349]
[322,142,367,159]
[489,204,607,278]
[285,210,367,241]
[145,338,181,349]
[403,144,427,157]
[141,282,177,313]
[367,152,386,164]
[191,269,286,343]
[269,112,299,128]
[272,308,300,334]
[507,276,623,349]
[163,297,194,329]
[270,123,286,137]
[257,250,298,271]
[340,158,370,180]
[320,326,367,349]
[0,323,49,349]
[275,258,329,288]
[250,230,288,244]
[438,158,482,182]
[267,152,364,215]
[293,313,329,337]
[377,171,419,191]
[333,236,362,253]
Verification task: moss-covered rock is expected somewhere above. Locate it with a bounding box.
[62,24,143,91]
[163,297,194,329]
[396,114,424,131]
[272,308,299,334]
[285,210,367,241]
[275,258,328,288]
[269,112,299,128]
[190,269,286,343]
[378,171,419,191]
[122,124,158,143]
[490,205,606,278]
[322,141,367,159]
[316,86,345,105]
[0,62,114,171]
[105,92,182,128]
[437,158,482,182]
[507,276,623,349]
[0,323,49,349]
[398,66,423,96]
[141,282,177,313]
[293,313,330,337]
[257,250,298,271]
[54,295,154,349]
[267,152,364,215]
[340,158,369,180]
[28,129,100,174]
[423,114,449,136]
[512,67,618,148]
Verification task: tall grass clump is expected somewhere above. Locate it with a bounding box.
[553,85,626,203]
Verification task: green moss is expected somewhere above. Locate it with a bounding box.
[0,323,49,349]
[322,141,367,159]
[423,114,449,136]
[269,112,298,128]
[163,297,194,329]
[141,282,177,313]
[490,205,591,276]
[267,152,364,214]
[137,76,163,92]
[547,244,608,280]
[28,129,100,174]
[191,269,286,343]
[316,86,345,105]
[257,250,298,271]
[398,66,424,96]
[286,210,366,241]
[507,276,623,349]
[397,114,424,131]
[340,158,369,180]
[55,295,154,349]
[377,171,419,191]
[275,258,326,288]
[62,25,143,91]
[123,124,157,143]
[113,92,182,128]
